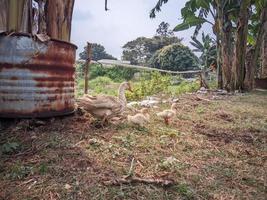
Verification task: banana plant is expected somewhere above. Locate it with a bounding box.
[190,33,216,70]
[150,0,215,35]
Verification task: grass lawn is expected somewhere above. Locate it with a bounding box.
[0,91,266,200]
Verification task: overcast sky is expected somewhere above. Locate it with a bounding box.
[71,0,213,59]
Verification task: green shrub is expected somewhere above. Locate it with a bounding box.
[0,142,20,155]
[126,72,200,101]
[89,76,117,96]
[126,71,171,101]
[75,63,137,82]
[89,76,113,87]
[149,43,200,71]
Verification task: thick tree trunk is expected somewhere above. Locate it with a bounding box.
[220,21,233,91]
[216,1,233,91]
[216,38,223,89]
[261,32,267,78]
[45,0,74,41]
[232,0,250,91]
[248,7,267,90]
[244,47,254,90]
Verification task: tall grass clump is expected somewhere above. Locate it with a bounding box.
[126,71,171,101]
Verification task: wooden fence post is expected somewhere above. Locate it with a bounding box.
[84,42,92,94]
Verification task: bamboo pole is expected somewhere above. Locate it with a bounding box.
[84,42,92,94]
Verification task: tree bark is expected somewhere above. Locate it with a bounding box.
[261,31,267,78]
[45,0,74,41]
[216,37,223,89]
[217,1,233,91]
[232,0,250,91]
[244,47,254,90]
[247,6,267,90]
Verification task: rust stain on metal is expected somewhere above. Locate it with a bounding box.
[0,34,77,118]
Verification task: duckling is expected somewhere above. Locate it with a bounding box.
[157,103,178,125]
[127,108,150,127]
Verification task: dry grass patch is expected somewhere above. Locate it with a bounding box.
[0,91,266,199]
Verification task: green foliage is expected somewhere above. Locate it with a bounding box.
[8,163,33,180]
[75,64,137,82]
[126,72,171,101]
[175,184,195,200]
[104,66,137,82]
[89,76,114,88]
[76,76,118,97]
[122,36,182,65]
[149,43,199,71]
[79,43,117,61]
[75,62,84,79]
[190,33,216,69]
[38,163,48,175]
[0,142,20,155]
[156,22,174,36]
[173,16,207,31]
[167,80,199,96]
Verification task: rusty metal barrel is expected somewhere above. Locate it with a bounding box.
[0,34,77,118]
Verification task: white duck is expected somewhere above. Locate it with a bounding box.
[77,82,132,125]
[157,103,178,125]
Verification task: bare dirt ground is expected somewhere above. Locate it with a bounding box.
[0,91,266,200]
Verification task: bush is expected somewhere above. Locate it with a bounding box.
[75,63,137,82]
[104,66,137,82]
[126,72,200,101]
[126,71,171,101]
[89,76,113,88]
[149,43,200,71]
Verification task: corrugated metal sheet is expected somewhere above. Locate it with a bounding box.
[0,34,77,118]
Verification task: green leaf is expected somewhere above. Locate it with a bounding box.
[196,0,210,9]
[247,34,256,45]
[173,17,207,32]
[1,142,20,154]
[173,22,191,31]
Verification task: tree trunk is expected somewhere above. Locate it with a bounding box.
[220,21,233,90]
[232,0,250,91]
[261,31,267,78]
[216,37,223,89]
[244,47,254,90]
[248,6,267,90]
[216,0,234,91]
[45,0,74,41]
